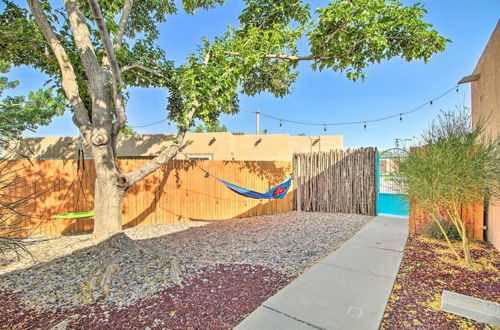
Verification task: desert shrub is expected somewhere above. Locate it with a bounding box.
[423,220,461,241]
[397,108,500,266]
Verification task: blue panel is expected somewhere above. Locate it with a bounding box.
[377,193,409,216]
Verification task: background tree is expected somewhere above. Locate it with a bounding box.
[119,125,137,135]
[0,0,449,242]
[190,119,228,133]
[397,109,500,266]
[0,60,64,147]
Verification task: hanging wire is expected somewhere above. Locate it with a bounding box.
[240,85,458,128]
[128,85,459,130]
[130,118,169,128]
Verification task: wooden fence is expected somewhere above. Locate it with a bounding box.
[293,148,377,215]
[409,203,484,240]
[1,159,293,236]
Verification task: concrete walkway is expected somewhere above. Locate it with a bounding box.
[236,215,409,330]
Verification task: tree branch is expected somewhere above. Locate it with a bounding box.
[87,0,127,136]
[261,54,336,61]
[27,0,91,140]
[122,63,236,186]
[226,35,409,64]
[121,106,197,186]
[64,0,103,82]
[120,64,169,80]
[114,0,133,49]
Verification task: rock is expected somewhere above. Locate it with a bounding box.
[49,315,79,330]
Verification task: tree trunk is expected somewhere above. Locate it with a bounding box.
[462,234,472,265]
[460,221,472,265]
[431,213,461,261]
[93,175,125,242]
[88,75,125,242]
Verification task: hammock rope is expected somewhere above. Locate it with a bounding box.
[52,143,94,219]
[178,150,292,199]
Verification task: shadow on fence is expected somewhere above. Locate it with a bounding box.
[0,159,293,237]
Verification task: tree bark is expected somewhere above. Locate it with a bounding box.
[93,175,125,242]
[27,0,91,140]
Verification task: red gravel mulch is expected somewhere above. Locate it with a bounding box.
[381,236,500,329]
[0,264,290,329]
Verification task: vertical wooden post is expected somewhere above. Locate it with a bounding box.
[295,154,301,211]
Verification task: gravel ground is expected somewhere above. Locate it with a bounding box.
[0,221,209,276]
[142,212,372,276]
[381,236,500,329]
[0,211,373,328]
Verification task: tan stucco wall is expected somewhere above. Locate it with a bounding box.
[470,20,500,250]
[471,20,500,138]
[10,132,343,161]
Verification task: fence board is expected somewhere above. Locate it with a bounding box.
[409,202,484,240]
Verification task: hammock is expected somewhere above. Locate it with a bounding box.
[216,177,292,199]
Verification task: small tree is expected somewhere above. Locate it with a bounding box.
[398,109,500,265]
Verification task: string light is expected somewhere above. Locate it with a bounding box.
[363,122,367,131]
[129,85,459,131]
[240,85,457,130]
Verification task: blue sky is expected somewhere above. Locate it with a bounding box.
[5,0,500,150]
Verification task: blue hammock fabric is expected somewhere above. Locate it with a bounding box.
[216,177,292,199]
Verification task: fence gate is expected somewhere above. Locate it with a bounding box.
[376,148,409,216]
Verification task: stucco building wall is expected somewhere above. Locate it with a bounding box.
[468,21,500,250]
[9,132,343,161]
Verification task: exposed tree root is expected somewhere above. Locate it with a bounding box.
[88,232,183,302]
[95,232,141,252]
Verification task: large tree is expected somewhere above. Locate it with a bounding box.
[0,0,448,242]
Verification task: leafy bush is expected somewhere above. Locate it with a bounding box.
[423,220,461,241]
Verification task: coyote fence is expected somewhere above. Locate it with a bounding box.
[293,148,377,215]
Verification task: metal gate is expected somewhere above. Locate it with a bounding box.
[376,148,409,216]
